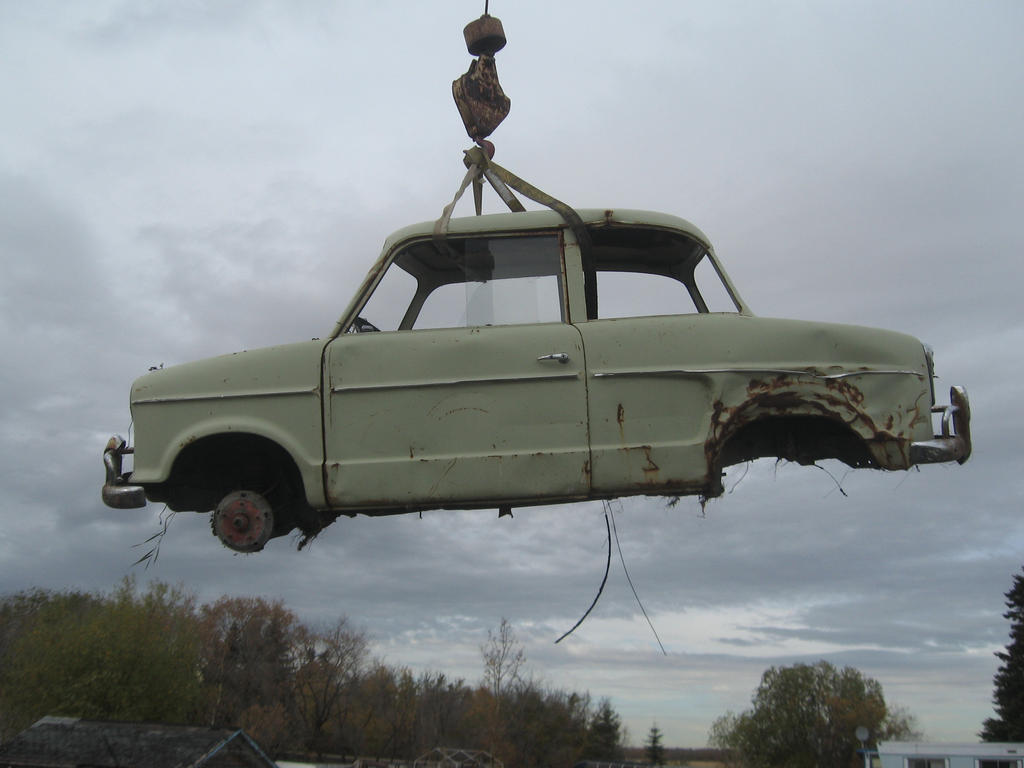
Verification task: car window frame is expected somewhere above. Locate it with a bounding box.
[337,229,572,336]
[584,224,747,320]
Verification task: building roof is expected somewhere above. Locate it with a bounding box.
[878,741,1024,757]
[0,717,277,768]
[413,747,502,768]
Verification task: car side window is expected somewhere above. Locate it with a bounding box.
[596,270,698,318]
[595,253,737,318]
[588,225,740,319]
[356,233,565,332]
[417,272,563,328]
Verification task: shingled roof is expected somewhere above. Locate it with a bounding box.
[0,717,278,768]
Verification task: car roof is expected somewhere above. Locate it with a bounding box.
[382,208,714,253]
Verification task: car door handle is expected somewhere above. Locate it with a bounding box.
[537,353,570,364]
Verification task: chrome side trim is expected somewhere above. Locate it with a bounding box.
[132,386,318,406]
[591,367,924,380]
[332,371,581,394]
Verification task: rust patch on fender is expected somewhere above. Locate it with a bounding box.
[736,375,876,433]
[703,373,911,487]
[823,376,866,406]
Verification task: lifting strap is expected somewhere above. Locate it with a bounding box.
[433,146,598,319]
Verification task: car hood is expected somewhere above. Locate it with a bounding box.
[130,340,326,406]
[676,314,929,374]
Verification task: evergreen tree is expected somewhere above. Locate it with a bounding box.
[981,568,1024,741]
[584,698,625,761]
[644,723,666,765]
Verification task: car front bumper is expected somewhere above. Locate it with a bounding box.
[910,385,972,465]
[102,435,147,509]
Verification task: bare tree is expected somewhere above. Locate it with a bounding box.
[481,617,525,699]
[293,617,369,754]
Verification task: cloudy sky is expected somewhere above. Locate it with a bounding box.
[2,0,1022,749]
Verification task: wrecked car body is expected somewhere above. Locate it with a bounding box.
[102,209,971,551]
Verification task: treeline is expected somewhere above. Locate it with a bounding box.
[0,579,625,764]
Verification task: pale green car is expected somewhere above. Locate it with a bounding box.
[102,209,971,551]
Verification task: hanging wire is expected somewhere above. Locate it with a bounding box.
[555,512,611,644]
[609,506,667,655]
[555,501,668,655]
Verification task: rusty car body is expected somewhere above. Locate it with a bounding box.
[102,208,970,551]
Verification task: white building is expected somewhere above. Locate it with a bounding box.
[874,741,1024,768]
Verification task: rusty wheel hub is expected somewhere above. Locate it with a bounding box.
[213,490,273,552]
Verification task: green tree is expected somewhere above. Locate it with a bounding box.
[0,588,100,739]
[645,723,666,765]
[981,568,1024,740]
[708,661,918,768]
[0,578,201,737]
[1,581,631,761]
[584,698,625,761]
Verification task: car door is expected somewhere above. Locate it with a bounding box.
[575,224,745,497]
[578,313,720,496]
[323,231,592,510]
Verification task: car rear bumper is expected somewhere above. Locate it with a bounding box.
[102,435,147,509]
[910,386,972,465]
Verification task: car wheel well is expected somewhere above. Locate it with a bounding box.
[715,415,877,471]
[159,433,305,513]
